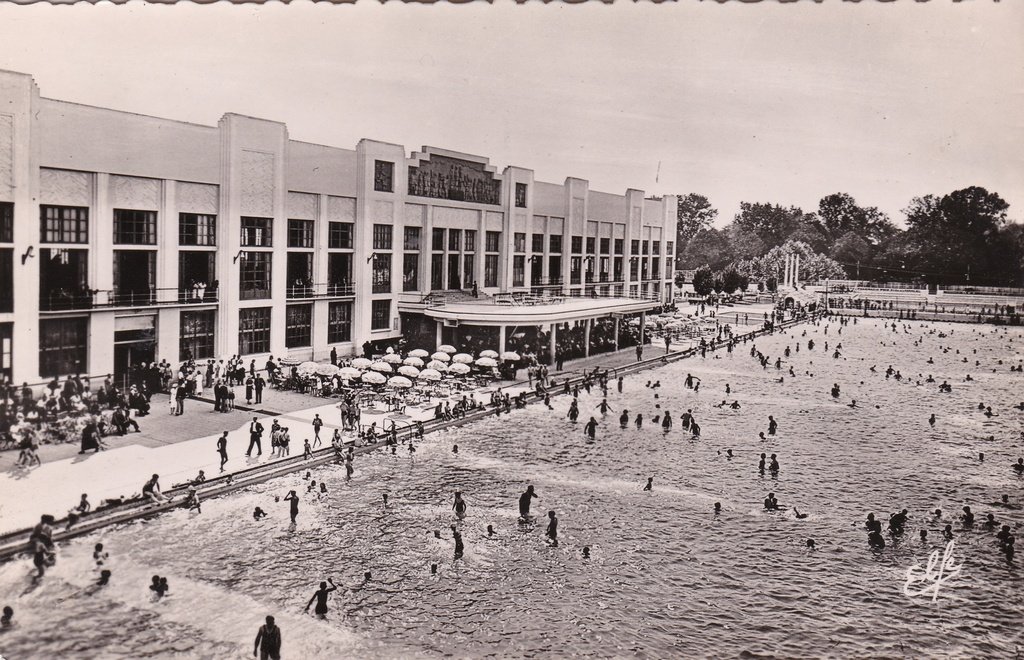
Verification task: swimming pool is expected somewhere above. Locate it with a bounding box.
[1,317,1022,658]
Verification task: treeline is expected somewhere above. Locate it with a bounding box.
[674,187,1024,287]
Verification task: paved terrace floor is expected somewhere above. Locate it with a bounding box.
[0,303,774,536]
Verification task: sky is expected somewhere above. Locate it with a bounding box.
[0,1,1021,228]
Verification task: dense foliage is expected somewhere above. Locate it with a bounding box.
[675,187,1023,287]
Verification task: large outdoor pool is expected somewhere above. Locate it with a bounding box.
[2,317,1023,658]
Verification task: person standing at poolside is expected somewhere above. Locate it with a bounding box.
[311,414,323,448]
[253,615,282,660]
[216,432,229,471]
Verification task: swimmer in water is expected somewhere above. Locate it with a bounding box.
[253,507,267,520]
[283,490,300,524]
[519,485,538,518]
[545,510,559,547]
[868,530,886,549]
[487,524,496,537]
[643,477,653,491]
[635,413,643,429]
[714,502,721,514]
[583,417,598,441]
[452,526,465,559]
[582,546,590,559]
[942,524,954,540]
[726,449,733,459]
[619,410,629,428]
[758,453,766,474]
[769,454,779,474]
[929,414,936,427]
[304,578,338,617]
[453,491,467,520]
[919,529,928,543]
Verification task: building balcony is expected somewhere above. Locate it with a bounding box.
[39,287,220,311]
[286,282,356,299]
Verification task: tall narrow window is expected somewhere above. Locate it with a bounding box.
[514,233,526,253]
[374,160,394,193]
[614,239,624,255]
[403,253,420,292]
[464,230,477,252]
[532,233,544,253]
[0,203,13,243]
[448,229,462,252]
[600,238,610,254]
[371,299,391,330]
[571,236,583,254]
[403,226,421,251]
[0,249,12,313]
[513,255,525,287]
[586,237,596,254]
[285,304,312,348]
[372,254,391,293]
[549,235,562,254]
[432,228,445,251]
[515,183,527,208]
[113,209,157,245]
[238,307,271,355]
[484,254,499,288]
[239,252,272,300]
[485,231,500,253]
[328,302,353,343]
[180,310,216,361]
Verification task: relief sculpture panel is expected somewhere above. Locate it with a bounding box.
[407,154,501,205]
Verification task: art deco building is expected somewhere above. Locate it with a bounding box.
[0,69,677,386]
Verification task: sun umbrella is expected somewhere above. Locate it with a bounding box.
[451,353,474,364]
[296,361,318,376]
[398,365,420,378]
[383,353,403,364]
[370,362,393,373]
[479,349,499,359]
[448,362,471,375]
[279,357,301,367]
[403,356,424,367]
[426,360,449,372]
[430,352,451,362]
[361,371,387,385]
[338,367,360,380]
[437,344,457,354]
[315,363,340,377]
[418,368,442,381]
[408,349,430,358]
[388,375,413,389]
[476,356,498,368]
[500,351,520,361]
[351,357,372,369]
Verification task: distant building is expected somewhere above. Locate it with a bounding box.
[0,69,677,385]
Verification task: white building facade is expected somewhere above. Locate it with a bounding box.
[0,69,677,386]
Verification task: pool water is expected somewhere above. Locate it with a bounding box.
[1,318,1023,658]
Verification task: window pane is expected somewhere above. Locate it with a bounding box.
[549,235,562,254]
[464,230,476,252]
[532,233,544,253]
[571,236,583,254]
[374,160,394,193]
[485,231,500,253]
[240,217,273,247]
[371,299,391,330]
[448,229,462,252]
[0,203,12,243]
[403,253,419,292]
[328,222,354,250]
[239,252,272,300]
[0,249,12,313]
[180,309,216,360]
[287,219,314,248]
[372,254,391,293]
[514,233,526,253]
[238,307,271,355]
[600,238,610,254]
[113,209,157,245]
[513,255,525,287]
[403,226,421,251]
[328,302,352,343]
[586,237,596,254]
[39,317,88,377]
[179,213,216,246]
[515,182,527,208]
[484,254,499,287]
[40,206,89,244]
[285,304,312,348]
[372,224,393,250]
[432,228,445,251]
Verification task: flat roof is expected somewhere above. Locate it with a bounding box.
[413,297,658,326]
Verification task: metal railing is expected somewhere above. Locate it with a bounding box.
[40,287,221,311]
[285,282,355,299]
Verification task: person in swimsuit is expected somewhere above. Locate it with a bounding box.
[546,510,559,547]
[596,399,614,415]
[304,578,337,617]
[216,432,229,471]
[142,474,167,504]
[452,525,465,560]
[643,477,653,491]
[254,615,282,660]
[584,417,598,441]
[453,491,467,519]
[519,485,538,518]
[619,410,630,428]
[283,490,300,523]
[768,416,778,436]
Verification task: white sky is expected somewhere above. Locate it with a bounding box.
[0,1,1021,228]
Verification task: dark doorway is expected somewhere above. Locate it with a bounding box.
[179,251,216,302]
[447,254,462,290]
[113,251,156,306]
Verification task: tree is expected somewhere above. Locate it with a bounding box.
[680,228,734,271]
[818,193,896,247]
[901,187,1011,284]
[674,194,718,266]
[732,202,806,250]
[830,231,872,276]
[720,268,743,294]
[691,266,715,296]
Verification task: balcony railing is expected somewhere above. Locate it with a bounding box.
[286,282,356,299]
[40,287,221,311]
